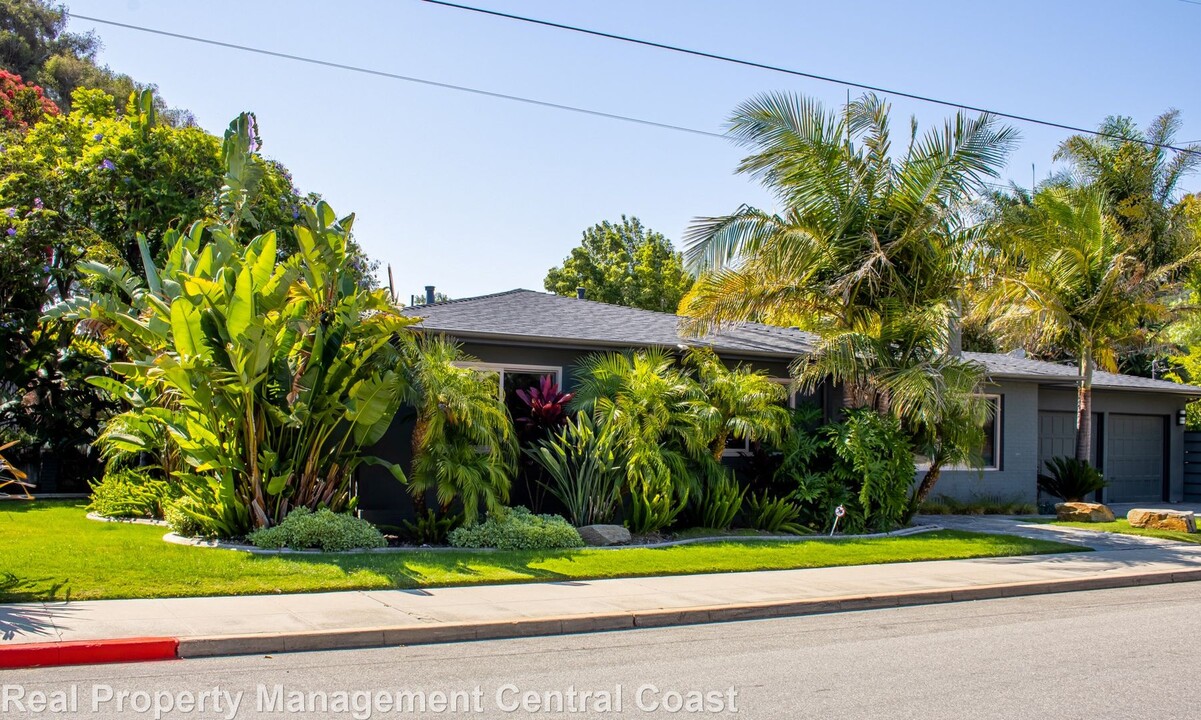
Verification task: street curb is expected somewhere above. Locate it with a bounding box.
[173,566,1201,660]
[7,568,1199,668]
[0,637,179,669]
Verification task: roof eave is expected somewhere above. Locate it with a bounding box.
[409,325,808,362]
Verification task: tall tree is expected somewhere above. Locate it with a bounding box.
[1,0,192,122]
[544,216,693,313]
[1054,111,1200,269]
[680,92,1016,508]
[975,184,1195,461]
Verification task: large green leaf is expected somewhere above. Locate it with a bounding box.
[170,301,207,360]
[226,265,255,341]
[345,371,402,446]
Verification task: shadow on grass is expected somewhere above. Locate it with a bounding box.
[0,498,88,514]
[243,549,582,589]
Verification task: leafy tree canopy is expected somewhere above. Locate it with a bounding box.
[0,0,191,123]
[544,215,693,313]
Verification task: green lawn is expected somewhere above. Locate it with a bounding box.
[1051,518,1201,544]
[0,501,1084,602]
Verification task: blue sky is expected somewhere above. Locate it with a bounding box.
[66,0,1201,300]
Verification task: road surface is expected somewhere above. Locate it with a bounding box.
[3,583,1197,718]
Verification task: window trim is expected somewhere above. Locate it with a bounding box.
[455,362,564,400]
[722,377,797,458]
[915,393,1003,472]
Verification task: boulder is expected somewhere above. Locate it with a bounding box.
[1127,508,1197,533]
[1055,502,1115,523]
[577,524,632,547]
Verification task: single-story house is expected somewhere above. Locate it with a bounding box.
[356,288,1201,523]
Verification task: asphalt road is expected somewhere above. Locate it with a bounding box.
[4,583,1198,719]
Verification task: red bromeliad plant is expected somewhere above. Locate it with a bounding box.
[515,376,574,438]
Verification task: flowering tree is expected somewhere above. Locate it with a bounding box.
[0,70,59,131]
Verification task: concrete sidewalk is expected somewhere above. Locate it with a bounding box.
[4,520,1201,662]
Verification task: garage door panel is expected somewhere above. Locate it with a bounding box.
[1106,414,1164,503]
[1038,412,1076,469]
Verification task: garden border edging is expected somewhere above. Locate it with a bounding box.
[158,524,943,555]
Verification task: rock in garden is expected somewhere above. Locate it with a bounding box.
[1055,502,1115,523]
[577,524,632,546]
[1127,508,1197,533]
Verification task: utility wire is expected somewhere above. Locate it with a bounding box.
[68,13,726,140]
[422,0,1201,157]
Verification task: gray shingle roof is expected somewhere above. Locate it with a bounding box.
[966,351,1201,395]
[401,289,817,359]
[403,290,1201,395]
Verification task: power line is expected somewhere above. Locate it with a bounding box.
[67,14,725,140]
[422,0,1201,157]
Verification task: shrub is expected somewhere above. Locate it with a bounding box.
[88,468,177,519]
[247,508,386,552]
[164,498,208,538]
[402,509,463,545]
[825,409,915,532]
[1038,457,1106,502]
[747,492,805,534]
[627,485,685,535]
[919,494,1038,515]
[694,474,745,531]
[448,506,583,551]
[527,412,623,526]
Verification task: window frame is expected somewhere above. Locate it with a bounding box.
[721,377,797,458]
[914,393,1003,472]
[455,362,564,401]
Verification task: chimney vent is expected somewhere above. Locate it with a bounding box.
[425,285,436,305]
[576,287,586,300]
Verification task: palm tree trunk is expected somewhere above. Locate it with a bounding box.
[906,462,942,522]
[711,429,729,462]
[1076,354,1094,464]
[410,414,428,516]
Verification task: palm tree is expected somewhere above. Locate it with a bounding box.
[684,348,790,461]
[680,92,1015,502]
[975,184,1195,461]
[570,349,709,498]
[406,335,517,524]
[1054,111,1200,269]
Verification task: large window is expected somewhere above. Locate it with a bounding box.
[456,363,564,417]
[915,394,1001,471]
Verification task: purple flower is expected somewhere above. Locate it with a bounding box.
[93,133,103,141]
[291,206,300,219]
[6,228,15,236]
[99,159,116,171]
[5,208,14,218]
[32,198,43,210]
[246,115,260,153]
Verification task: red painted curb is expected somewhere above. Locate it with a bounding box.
[0,637,179,669]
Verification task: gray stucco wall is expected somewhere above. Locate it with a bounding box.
[926,383,1190,505]
[1038,387,1188,502]
[922,380,1041,504]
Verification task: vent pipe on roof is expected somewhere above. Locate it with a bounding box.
[425,285,436,305]
[576,286,586,300]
